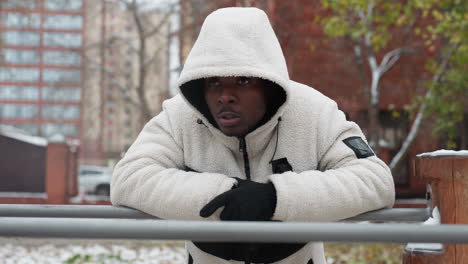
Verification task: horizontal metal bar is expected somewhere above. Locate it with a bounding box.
[345,208,430,222]
[0,217,466,243]
[0,192,47,198]
[0,204,430,222]
[0,204,156,219]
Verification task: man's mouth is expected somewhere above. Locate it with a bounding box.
[217,112,241,127]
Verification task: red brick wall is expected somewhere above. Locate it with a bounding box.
[265,0,435,197]
[267,0,431,112]
[0,142,79,204]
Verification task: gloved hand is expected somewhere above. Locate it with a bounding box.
[199,178,277,221]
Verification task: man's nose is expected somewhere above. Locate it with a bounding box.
[217,87,237,104]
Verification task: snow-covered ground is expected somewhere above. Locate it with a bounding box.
[0,238,402,263]
[0,238,187,264]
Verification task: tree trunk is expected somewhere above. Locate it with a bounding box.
[131,1,153,121]
[390,44,457,172]
[389,102,426,172]
[368,67,381,156]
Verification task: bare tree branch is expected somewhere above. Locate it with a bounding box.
[352,41,369,93]
[130,0,153,120]
[400,9,422,47]
[379,47,415,74]
[83,54,112,73]
[143,45,164,68]
[107,35,140,54]
[366,2,374,20]
[83,53,143,109]
[356,2,381,155]
[110,81,144,109]
[143,2,178,38]
[389,43,460,171]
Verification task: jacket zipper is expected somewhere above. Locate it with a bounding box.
[238,137,251,180]
[239,137,252,264]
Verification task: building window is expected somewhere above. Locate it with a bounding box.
[2,13,41,28]
[379,111,409,186]
[42,87,81,102]
[44,0,82,11]
[43,69,81,84]
[0,104,38,119]
[43,32,82,48]
[43,51,81,66]
[43,15,83,30]
[0,68,39,82]
[1,31,40,46]
[42,105,80,120]
[41,123,79,137]
[0,86,39,101]
[379,111,408,150]
[3,0,38,9]
[3,49,39,65]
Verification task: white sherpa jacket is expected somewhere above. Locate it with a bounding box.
[111,7,395,264]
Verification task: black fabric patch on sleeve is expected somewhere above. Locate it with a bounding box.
[270,158,293,174]
[185,166,199,173]
[343,137,375,159]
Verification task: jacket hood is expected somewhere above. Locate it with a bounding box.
[178,7,290,131]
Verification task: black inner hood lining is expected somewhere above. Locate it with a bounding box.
[180,78,287,130]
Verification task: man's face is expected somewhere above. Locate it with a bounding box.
[204,76,267,137]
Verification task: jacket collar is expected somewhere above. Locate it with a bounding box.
[203,107,284,158]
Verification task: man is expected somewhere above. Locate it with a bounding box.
[111,7,395,264]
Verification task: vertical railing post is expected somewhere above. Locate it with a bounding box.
[46,142,73,204]
[403,151,468,264]
[66,144,79,198]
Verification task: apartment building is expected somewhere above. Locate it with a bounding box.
[0,0,84,139]
[80,1,170,165]
[1,0,171,165]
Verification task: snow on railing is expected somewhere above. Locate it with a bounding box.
[417,149,468,157]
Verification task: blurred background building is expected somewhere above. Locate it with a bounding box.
[0,0,171,167]
[0,0,84,139]
[81,0,170,165]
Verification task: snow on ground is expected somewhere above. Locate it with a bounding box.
[0,238,187,264]
[0,238,402,263]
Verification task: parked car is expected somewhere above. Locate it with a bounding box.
[78,165,112,196]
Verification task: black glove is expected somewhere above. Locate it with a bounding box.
[196,179,306,263]
[200,179,277,221]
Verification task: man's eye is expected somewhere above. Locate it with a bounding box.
[208,79,220,87]
[237,77,250,86]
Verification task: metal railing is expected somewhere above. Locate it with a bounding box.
[1,204,468,244]
[0,204,430,221]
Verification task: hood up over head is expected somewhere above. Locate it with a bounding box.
[178,7,290,131]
